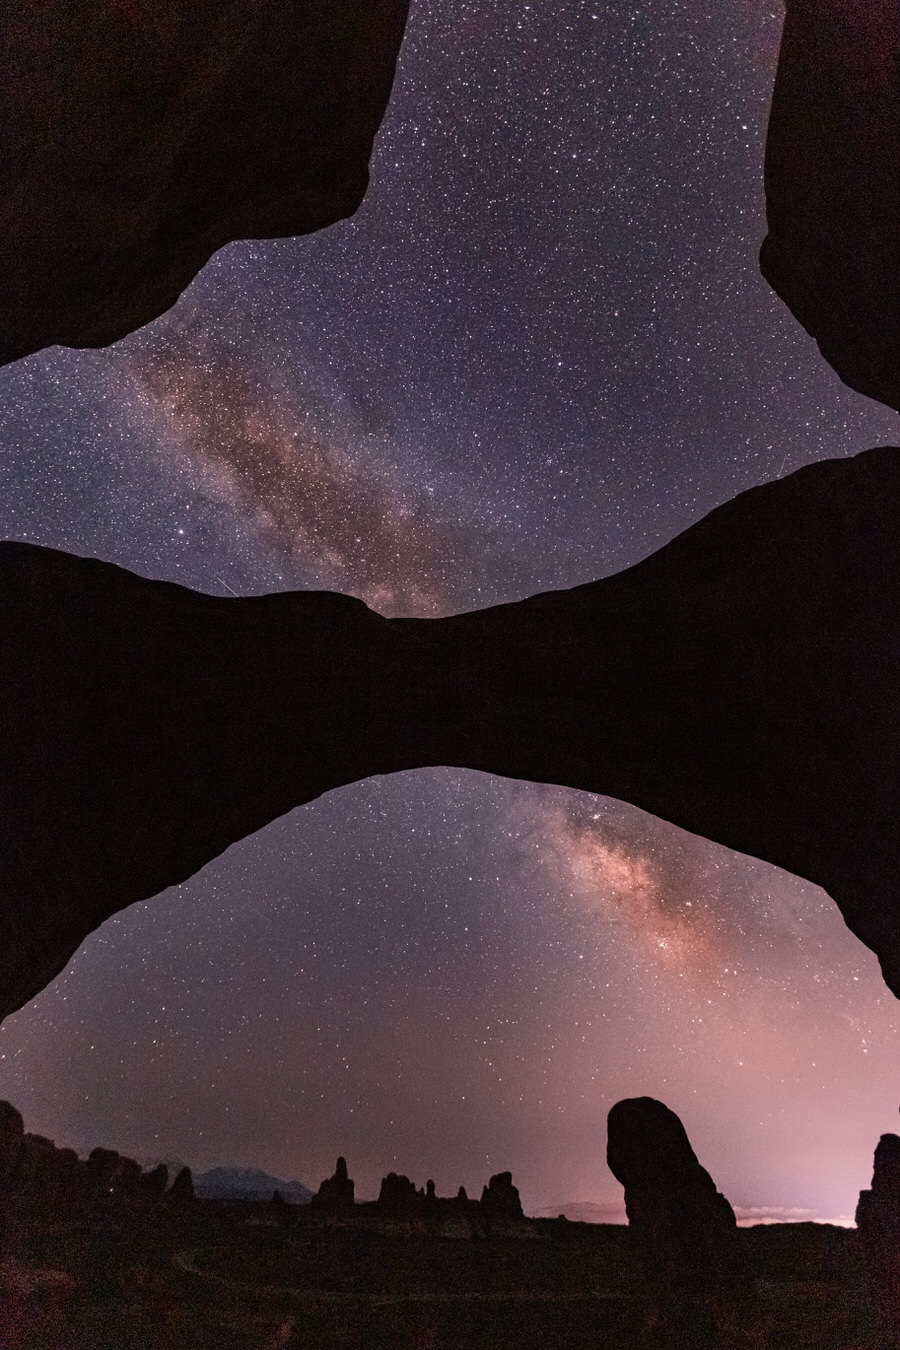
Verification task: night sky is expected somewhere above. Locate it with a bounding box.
[1,0,899,1224]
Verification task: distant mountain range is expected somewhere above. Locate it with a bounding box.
[532,1202,627,1225]
[193,1166,313,1204]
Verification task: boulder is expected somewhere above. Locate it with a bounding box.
[1,448,900,1015]
[607,1097,741,1286]
[0,0,411,365]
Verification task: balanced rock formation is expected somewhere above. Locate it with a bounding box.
[0,0,411,365]
[607,1097,741,1286]
[856,1131,900,1330]
[761,2,900,411]
[1,447,900,1017]
[310,1157,354,1212]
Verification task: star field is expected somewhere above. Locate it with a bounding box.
[0,0,899,1222]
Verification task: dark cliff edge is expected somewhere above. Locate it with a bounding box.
[761,1,900,412]
[2,446,898,1017]
[0,0,411,365]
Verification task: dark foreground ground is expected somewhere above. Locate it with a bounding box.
[0,1199,893,1350]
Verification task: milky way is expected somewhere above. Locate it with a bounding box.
[122,315,489,615]
[536,796,730,973]
[1,0,899,1223]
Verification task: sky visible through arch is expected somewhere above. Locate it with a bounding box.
[0,0,898,1223]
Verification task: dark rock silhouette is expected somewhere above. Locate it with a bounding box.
[0,0,411,366]
[84,1146,148,1195]
[170,1166,195,1202]
[0,1100,23,1255]
[109,1156,142,1194]
[0,1100,23,1176]
[607,1096,741,1286]
[138,1163,169,1197]
[0,1099,208,1225]
[86,1147,121,1191]
[0,1123,91,1258]
[2,448,900,1016]
[761,2,900,411]
[856,1131,900,1331]
[17,1134,88,1206]
[368,1172,532,1238]
[480,1172,523,1221]
[377,1172,420,1213]
[311,1157,354,1212]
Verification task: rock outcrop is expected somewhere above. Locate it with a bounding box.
[310,1157,354,1212]
[856,1130,900,1331]
[1,447,900,1017]
[86,1148,121,1192]
[83,1145,150,1196]
[16,1134,88,1206]
[761,2,900,411]
[607,1097,741,1286]
[479,1172,523,1222]
[377,1172,420,1213]
[368,1170,529,1237]
[169,1166,195,1202]
[109,1157,142,1194]
[0,1101,23,1177]
[0,0,411,366]
[0,1100,198,1223]
[0,1100,23,1254]
[139,1163,169,1197]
